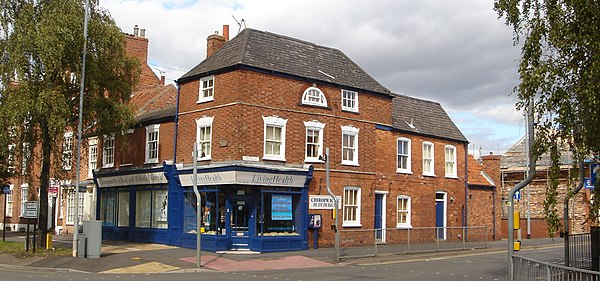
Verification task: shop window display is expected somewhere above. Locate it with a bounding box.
[135,189,168,229]
[183,191,225,235]
[258,193,300,236]
[100,191,130,227]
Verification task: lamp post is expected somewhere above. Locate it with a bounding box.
[192,143,202,268]
[73,0,90,257]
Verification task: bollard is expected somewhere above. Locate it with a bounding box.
[46,233,53,250]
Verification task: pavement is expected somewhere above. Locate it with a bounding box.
[0,231,564,274]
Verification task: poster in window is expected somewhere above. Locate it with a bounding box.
[271,194,292,220]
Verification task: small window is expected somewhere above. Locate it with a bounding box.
[263,116,287,161]
[62,132,73,170]
[301,87,327,107]
[341,126,359,166]
[145,124,160,164]
[198,76,214,103]
[396,195,411,228]
[397,138,411,173]
[445,145,457,178]
[102,135,115,168]
[196,116,214,160]
[341,89,358,112]
[343,186,361,227]
[422,142,435,176]
[88,138,98,178]
[304,121,325,162]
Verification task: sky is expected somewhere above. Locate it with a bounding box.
[101,0,528,158]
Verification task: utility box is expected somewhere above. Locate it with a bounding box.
[81,220,102,259]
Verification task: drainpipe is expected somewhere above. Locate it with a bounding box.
[173,81,181,163]
[564,161,585,267]
[508,101,536,280]
[464,143,469,235]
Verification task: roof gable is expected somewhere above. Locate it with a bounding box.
[468,155,495,187]
[180,28,390,95]
[391,93,468,142]
[129,84,177,123]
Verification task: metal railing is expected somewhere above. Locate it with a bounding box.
[569,233,592,270]
[339,226,488,259]
[512,255,600,281]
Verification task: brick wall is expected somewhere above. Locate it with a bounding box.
[125,34,161,91]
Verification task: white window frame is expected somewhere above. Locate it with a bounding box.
[341,89,358,112]
[341,126,359,166]
[301,86,327,107]
[145,124,160,164]
[422,142,435,176]
[342,186,361,227]
[396,195,412,228]
[445,145,457,178]
[262,116,287,161]
[304,121,325,163]
[21,143,30,175]
[88,138,98,178]
[66,190,85,225]
[102,134,115,168]
[19,184,28,217]
[62,132,73,170]
[396,138,411,173]
[5,185,13,217]
[196,116,214,160]
[198,75,214,103]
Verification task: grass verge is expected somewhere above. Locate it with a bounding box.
[0,241,71,258]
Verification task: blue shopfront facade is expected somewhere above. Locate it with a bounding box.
[95,162,313,253]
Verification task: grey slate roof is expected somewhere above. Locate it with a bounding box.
[180,28,390,95]
[501,136,574,170]
[392,94,468,143]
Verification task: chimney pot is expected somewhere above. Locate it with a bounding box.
[160,75,165,85]
[140,29,146,38]
[223,25,229,41]
[134,25,139,36]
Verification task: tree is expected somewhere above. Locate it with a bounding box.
[0,0,139,247]
[495,0,600,232]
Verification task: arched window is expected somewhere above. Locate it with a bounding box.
[301,87,327,107]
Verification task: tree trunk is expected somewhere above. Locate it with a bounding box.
[38,122,51,249]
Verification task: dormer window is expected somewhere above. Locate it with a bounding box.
[302,87,327,107]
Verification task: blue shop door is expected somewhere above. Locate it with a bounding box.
[435,200,445,239]
[230,196,252,250]
[374,194,383,242]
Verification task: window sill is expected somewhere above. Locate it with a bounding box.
[422,173,436,177]
[445,175,459,179]
[196,157,212,162]
[262,156,286,162]
[342,223,362,228]
[304,159,324,164]
[396,225,412,229]
[120,163,133,167]
[197,98,214,104]
[341,161,359,167]
[102,164,114,169]
[341,108,359,114]
[145,160,159,165]
[396,170,412,175]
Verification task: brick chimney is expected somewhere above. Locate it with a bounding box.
[206,25,229,58]
[125,25,161,91]
[481,152,501,187]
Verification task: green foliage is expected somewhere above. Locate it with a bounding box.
[543,142,561,236]
[0,0,139,244]
[495,0,600,225]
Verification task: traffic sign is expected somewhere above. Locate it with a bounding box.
[514,190,521,200]
[592,163,599,186]
[23,201,38,219]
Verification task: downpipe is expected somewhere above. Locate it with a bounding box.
[508,101,536,280]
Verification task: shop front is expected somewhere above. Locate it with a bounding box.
[166,163,313,252]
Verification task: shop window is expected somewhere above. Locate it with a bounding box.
[257,193,301,236]
[183,191,225,235]
[135,189,168,229]
[100,191,129,227]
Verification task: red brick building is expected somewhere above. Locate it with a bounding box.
[94,26,471,252]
